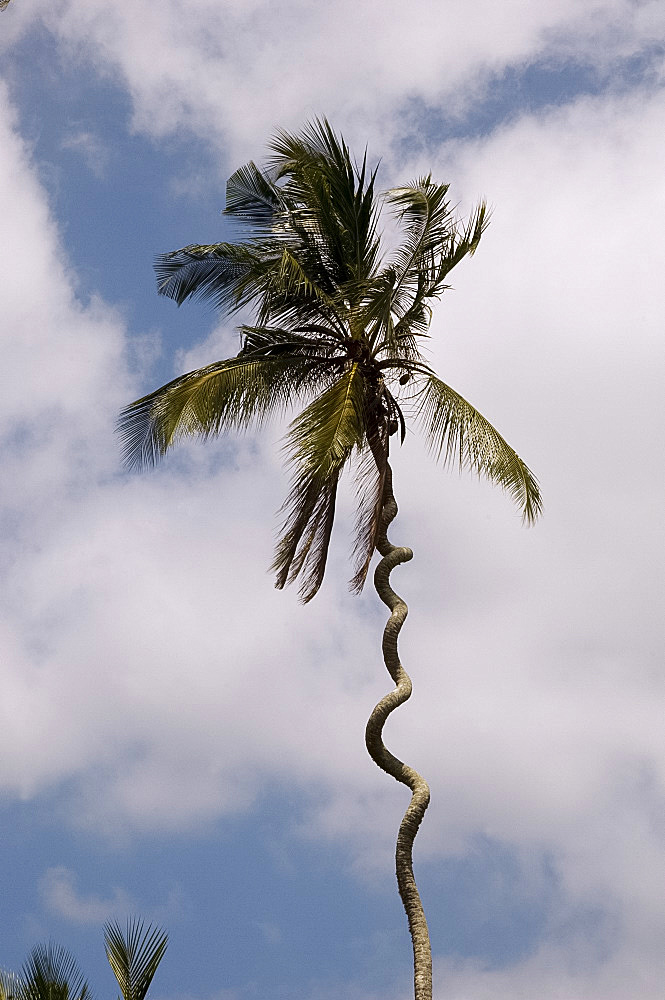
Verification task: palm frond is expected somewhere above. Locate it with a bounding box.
[385,177,453,304]
[238,325,341,356]
[273,363,369,601]
[154,242,262,311]
[273,246,337,307]
[21,944,90,1000]
[274,470,341,603]
[349,425,389,593]
[119,354,330,469]
[224,161,284,233]
[104,919,167,1000]
[0,969,23,1000]
[376,182,489,349]
[387,177,452,261]
[412,374,542,524]
[433,200,489,285]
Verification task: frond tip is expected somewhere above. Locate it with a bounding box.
[413,375,542,524]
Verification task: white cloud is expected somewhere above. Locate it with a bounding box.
[40,866,182,926]
[40,866,134,924]
[4,0,665,162]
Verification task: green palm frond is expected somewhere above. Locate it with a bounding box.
[21,944,90,1000]
[274,246,337,306]
[349,426,389,593]
[268,117,342,173]
[154,242,264,311]
[387,177,453,269]
[384,178,454,319]
[119,353,329,469]
[364,181,487,356]
[104,919,167,1000]
[434,200,488,284]
[238,325,341,355]
[273,362,369,601]
[224,161,285,233]
[412,374,542,524]
[1,968,23,1000]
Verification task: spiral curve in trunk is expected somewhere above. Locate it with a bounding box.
[365,464,432,1000]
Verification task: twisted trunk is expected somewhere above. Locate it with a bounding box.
[365,463,432,1000]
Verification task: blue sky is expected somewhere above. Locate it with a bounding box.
[1,2,664,998]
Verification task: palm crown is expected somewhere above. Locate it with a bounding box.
[120,119,541,602]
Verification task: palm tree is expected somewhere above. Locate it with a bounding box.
[119,119,541,1000]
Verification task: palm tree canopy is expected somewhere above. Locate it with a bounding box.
[120,118,542,602]
[104,919,167,1000]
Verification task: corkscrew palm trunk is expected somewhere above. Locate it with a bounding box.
[365,463,432,1000]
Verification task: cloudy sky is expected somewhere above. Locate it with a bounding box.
[1,1,664,998]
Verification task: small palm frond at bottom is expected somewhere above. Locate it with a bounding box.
[0,968,23,1000]
[21,944,91,1000]
[412,374,542,524]
[104,919,167,1000]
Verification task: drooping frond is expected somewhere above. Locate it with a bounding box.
[156,242,350,339]
[349,424,389,593]
[119,353,331,469]
[104,919,167,1000]
[273,362,369,601]
[21,944,90,1000]
[412,374,542,524]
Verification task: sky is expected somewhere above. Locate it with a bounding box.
[0,1,664,998]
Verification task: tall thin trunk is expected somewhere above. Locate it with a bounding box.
[365,462,432,1000]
